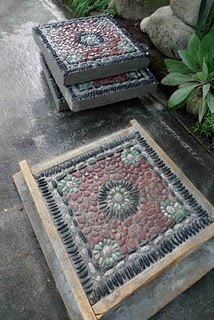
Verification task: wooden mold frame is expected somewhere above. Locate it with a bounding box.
[15,120,214,320]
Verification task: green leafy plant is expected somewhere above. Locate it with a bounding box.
[68,0,116,17]
[196,0,214,39]
[161,31,214,122]
[193,111,214,138]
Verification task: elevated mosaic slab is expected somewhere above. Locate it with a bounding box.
[33,15,149,86]
[17,121,214,320]
[41,55,69,112]
[40,54,156,112]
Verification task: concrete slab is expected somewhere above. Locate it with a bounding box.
[41,54,157,112]
[33,15,149,86]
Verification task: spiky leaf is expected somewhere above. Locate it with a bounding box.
[199,31,214,63]
[187,33,201,65]
[207,91,214,113]
[198,100,208,122]
[168,84,199,109]
[161,73,194,86]
[196,0,214,39]
[203,83,210,101]
[165,59,191,73]
[178,50,199,73]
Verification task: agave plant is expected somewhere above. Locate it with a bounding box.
[161,31,214,122]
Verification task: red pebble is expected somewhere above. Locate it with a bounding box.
[124,217,133,227]
[102,230,110,238]
[77,216,86,224]
[115,233,121,240]
[118,238,126,246]
[134,215,142,223]
[127,239,137,249]
[122,227,129,237]
[120,244,128,255]
[138,230,146,240]
[74,171,82,178]
[88,237,95,249]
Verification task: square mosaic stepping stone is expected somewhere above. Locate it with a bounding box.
[17,121,214,320]
[40,54,156,112]
[41,55,69,112]
[33,15,149,86]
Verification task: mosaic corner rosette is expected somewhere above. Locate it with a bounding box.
[33,15,149,83]
[35,130,214,305]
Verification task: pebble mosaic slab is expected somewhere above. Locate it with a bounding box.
[40,54,156,112]
[41,55,69,112]
[35,129,214,306]
[33,15,149,85]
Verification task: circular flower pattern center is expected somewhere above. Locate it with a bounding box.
[98,181,140,220]
[121,146,142,165]
[66,52,83,64]
[160,201,188,222]
[57,175,81,194]
[92,240,122,270]
[113,192,124,204]
[76,32,104,47]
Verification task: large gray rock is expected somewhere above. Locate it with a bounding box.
[170,0,202,28]
[140,6,194,58]
[109,0,145,20]
[109,0,169,20]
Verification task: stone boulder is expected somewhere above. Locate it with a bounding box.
[140,6,194,58]
[170,0,202,28]
[109,0,169,20]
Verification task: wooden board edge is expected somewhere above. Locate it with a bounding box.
[93,224,214,317]
[32,127,130,175]
[18,161,97,320]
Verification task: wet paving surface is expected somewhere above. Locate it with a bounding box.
[0,1,213,319]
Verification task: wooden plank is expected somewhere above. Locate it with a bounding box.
[93,225,214,317]
[19,160,97,320]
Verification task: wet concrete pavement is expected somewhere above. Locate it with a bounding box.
[0,0,213,319]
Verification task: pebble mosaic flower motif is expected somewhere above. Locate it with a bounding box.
[118,40,135,53]
[76,81,93,92]
[76,32,104,47]
[66,53,83,64]
[98,181,140,220]
[57,175,81,194]
[160,201,188,222]
[121,146,142,165]
[92,240,122,270]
